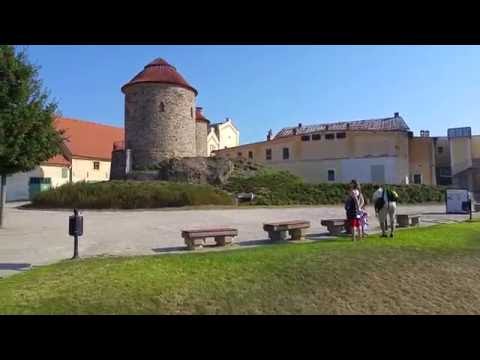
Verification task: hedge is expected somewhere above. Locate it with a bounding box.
[30,181,234,209]
[223,169,445,206]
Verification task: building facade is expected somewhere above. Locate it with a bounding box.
[447,127,480,196]
[6,117,124,201]
[207,118,240,156]
[213,113,479,189]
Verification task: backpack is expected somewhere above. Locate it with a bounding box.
[386,189,399,202]
[374,196,385,212]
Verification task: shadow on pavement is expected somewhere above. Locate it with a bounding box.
[305,233,342,241]
[151,246,188,253]
[0,263,31,271]
[420,212,447,216]
[238,239,272,246]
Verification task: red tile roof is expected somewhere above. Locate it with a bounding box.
[55,117,124,161]
[42,154,71,167]
[275,115,410,138]
[195,107,210,124]
[121,58,198,95]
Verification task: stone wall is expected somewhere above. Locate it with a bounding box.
[195,121,208,157]
[124,83,196,169]
[121,157,234,185]
[110,149,126,180]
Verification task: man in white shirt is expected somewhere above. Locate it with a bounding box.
[372,185,397,238]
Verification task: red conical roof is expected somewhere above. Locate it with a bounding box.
[121,58,198,95]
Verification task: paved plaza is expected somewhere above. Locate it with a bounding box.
[0,202,477,277]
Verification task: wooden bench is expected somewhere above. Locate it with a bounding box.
[181,228,238,250]
[321,219,347,235]
[263,220,310,241]
[396,214,420,228]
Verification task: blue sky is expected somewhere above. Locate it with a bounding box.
[25,45,480,144]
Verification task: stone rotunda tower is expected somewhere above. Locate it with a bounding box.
[121,58,198,170]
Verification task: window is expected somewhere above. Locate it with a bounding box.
[248,151,253,159]
[325,133,335,140]
[93,161,100,170]
[191,107,194,118]
[413,174,422,184]
[62,168,69,178]
[159,102,165,112]
[327,169,335,182]
[266,149,272,160]
[438,167,451,176]
[312,134,321,141]
[301,135,310,141]
[336,132,346,139]
[237,152,242,157]
[438,146,443,154]
[282,148,290,160]
[29,177,51,185]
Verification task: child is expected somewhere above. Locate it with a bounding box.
[359,208,368,236]
[345,191,362,241]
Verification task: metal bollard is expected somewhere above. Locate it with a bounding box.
[68,208,83,259]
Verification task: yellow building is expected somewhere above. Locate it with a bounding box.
[6,117,124,201]
[447,127,480,195]
[214,113,414,184]
[6,155,72,202]
[207,118,240,156]
[213,113,477,187]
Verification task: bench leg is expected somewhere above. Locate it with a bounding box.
[185,237,204,250]
[289,228,307,241]
[214,236,234,246]
[411,218,419,226]
[396,215,409,228]
[327,225,342,236]
[268,230,288,241]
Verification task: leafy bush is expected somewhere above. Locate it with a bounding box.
[223,169,445,206]
[30,181,234,209]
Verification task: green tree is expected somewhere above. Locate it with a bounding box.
[0,45,63,227]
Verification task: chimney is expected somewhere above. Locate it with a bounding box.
[225,117,231,123]
[394,112,399,117]
[196,107,203,114]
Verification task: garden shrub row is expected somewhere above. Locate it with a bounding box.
[223,169,445,206]
[31,181,234,209]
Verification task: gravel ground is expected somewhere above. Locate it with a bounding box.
[0,202,476,278]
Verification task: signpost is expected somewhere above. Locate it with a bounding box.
[69,209,83,259]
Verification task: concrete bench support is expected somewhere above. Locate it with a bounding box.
[289,228,307,241]
[396,214,421,228]
[410,216,420,226]
[396,214,410,228]
[321,219,346,235]
[268,230,288,241]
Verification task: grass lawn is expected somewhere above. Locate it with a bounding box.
[0,221,479,314]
